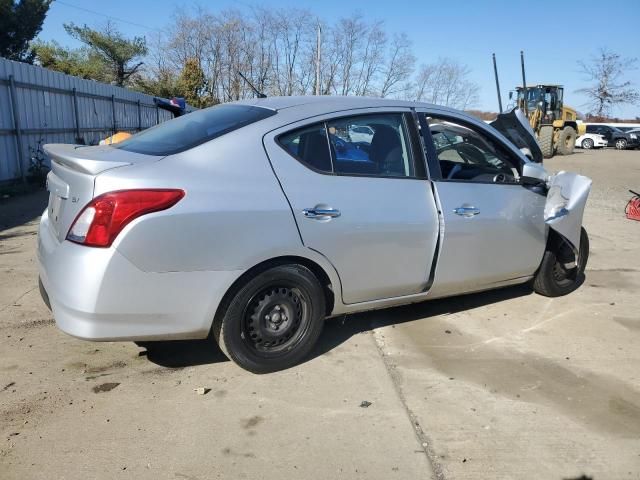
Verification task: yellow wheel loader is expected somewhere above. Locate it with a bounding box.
[492,52,586,159]
[511,84,586,158]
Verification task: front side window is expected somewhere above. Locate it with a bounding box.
[426,116,519,183]
[278,113,418,178]
[115,104,276,156]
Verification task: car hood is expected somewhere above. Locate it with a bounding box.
[489,108,543,163]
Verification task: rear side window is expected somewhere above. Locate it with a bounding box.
[278,113,419,178]
[115,104,276,155]
[279,124,333,173]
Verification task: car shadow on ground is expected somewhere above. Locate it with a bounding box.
[138,284,533,370]
[308,283,534,362]
[0,189,48,234]
[136,338,229,368]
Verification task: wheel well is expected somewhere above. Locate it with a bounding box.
[212,256,336,329]
[546,228,576,254]
[564,121,578,132]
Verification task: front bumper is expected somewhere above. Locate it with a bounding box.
[37,210,242,341]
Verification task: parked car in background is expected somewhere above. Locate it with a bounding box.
[585,124,639,150]
[616,126,640,133]
[38,97,591,373]
[575,133,608,149]
[348,124,374,143]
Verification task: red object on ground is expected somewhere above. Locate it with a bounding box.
[626,190,640,221]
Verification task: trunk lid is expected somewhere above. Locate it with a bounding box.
[43,144,161,242]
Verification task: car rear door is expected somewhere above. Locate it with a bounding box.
[416,109,547,296]
[263,109,439,305]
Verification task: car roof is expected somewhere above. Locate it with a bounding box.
[227,95,478,129]
[230,95,461,114]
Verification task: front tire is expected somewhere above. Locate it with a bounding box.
[533,228,589,297]
[615,138,627,150]
[557,127,577,155]
[581,138,594,149]
[539,125,555,158]
[213,264,325,373]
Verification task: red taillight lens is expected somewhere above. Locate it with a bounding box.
[67,189,185,247]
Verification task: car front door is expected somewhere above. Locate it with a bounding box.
[416,109,547,296]
[598,126,613,144]
[263,109,439,305]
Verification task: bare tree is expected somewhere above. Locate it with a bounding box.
[142,6,481,107]
[267,8,314,96]
[353,21,386,96]
[411,58,479,109]
[577,48,639,117]
[379,33,414,98]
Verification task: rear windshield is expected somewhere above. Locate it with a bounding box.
[115,104,276,155]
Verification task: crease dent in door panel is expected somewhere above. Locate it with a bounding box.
[422,182,444,293]
[544,171,592,251]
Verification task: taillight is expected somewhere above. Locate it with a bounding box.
[67,189,185,247]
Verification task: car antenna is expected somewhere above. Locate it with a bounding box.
[237,71,267,99]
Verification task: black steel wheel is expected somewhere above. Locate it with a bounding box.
[213,264,326,373]
[244,286,308,354]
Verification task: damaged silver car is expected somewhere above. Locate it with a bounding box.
[37,96,590,373]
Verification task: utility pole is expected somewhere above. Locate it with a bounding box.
[520,50,528,116]
[315,22,321,96]
[492,53,503,113]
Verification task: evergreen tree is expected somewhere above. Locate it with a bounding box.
[0,0,52,62]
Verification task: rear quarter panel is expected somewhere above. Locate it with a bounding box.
[94,126,306,274]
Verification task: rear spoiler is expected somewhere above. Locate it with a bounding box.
[43,144,132,175]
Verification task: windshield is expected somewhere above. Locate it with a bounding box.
[115,104,276,156]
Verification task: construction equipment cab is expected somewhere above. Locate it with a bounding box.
[511,84,585,158]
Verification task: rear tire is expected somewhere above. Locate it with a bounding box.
[539,125,555,158]
[213,264,325,374]
[581,138,594,149]
[533,228,589,297]
[557,127,576,155]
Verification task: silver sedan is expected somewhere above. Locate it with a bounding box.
[38,96,591,373]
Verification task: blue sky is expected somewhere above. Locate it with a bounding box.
[39,0,640,117]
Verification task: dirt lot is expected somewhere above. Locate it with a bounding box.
[1,148,639,480]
